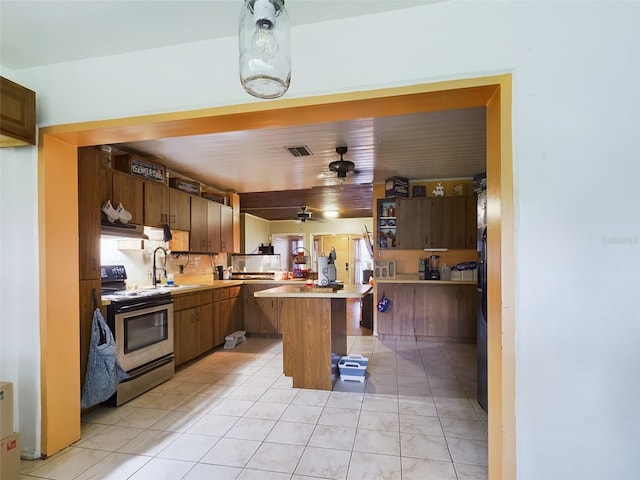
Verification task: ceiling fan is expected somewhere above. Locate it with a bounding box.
[328,146,356,182]
[296,205,315,222]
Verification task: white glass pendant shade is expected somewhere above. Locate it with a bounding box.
[239,0,290,99]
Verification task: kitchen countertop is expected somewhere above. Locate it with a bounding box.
[254,284,372,299]
[375,274,475,285]
[102,280,368,305]
[167,280,243,294]
[375,279,476,285]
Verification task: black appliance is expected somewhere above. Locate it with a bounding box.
[475,173,488,411]
[258,243,274,254]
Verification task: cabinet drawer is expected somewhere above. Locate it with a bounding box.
[174,291,212,310]
[213,286,241,302]
[213,288,229,302]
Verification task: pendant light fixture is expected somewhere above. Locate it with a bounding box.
[239,0,291,99]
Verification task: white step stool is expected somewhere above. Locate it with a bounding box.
[224,330,247,349]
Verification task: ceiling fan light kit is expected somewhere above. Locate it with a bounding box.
[239,0,291,99]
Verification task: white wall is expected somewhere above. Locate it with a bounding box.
[241,213,272,254]
[1,1,639,476]
[0,146,41,458]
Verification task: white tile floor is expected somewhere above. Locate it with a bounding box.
[21,336,488,480]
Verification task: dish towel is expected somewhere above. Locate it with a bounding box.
[81,308,128,409]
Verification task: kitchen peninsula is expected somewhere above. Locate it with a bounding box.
[255,284,372,390]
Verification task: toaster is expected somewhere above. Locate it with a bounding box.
[374,260,396,279]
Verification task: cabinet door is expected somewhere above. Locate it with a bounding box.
[396,198,422,249]
[144,180,169,227]
[444,196,468,249]
[220,204,233,252]
[79,278,101,388]
[464,195,477,249]
[206,200,221,252]
[78,147,103,280]
[229,293,243,333]
[376,284,415,336]
[190,196,208,251]
[452,285,476,339]
[174,307,199,366]
[0,76,36,146]
[428,198,446,248]
[169,189,191,231]
[213,298,232,347]
[259,297,279,334]
[242,285,278,334]
[414,284,456,337]
[112,170,143,225]
[197,303,214,355]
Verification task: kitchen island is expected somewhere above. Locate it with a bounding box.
[255,284,372,390]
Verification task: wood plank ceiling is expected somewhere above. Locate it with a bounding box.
[116,107,486,221]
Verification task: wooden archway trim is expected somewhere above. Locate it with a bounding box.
[39,75,514,479]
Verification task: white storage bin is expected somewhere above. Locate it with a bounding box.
[338,354,369,382]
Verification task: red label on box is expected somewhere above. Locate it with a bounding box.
[5,438,16,451]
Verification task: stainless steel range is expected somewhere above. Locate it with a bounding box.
[101,265,175,406]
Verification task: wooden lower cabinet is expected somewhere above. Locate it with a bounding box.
[173,291,213,366]
[377,283,476,342]
[79,279,102,389]
[242,284,280,335]
[376,284,415,336]
[213,286,242,346]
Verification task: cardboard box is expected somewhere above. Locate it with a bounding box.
[0,382,13,440]
[385,177,409,197]
[0,432,20,480]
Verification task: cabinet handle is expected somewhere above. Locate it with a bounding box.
[169,214,176,224]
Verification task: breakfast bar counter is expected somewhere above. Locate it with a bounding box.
[255,284,372,390]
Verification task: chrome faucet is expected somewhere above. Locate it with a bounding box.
[152,247,168,287]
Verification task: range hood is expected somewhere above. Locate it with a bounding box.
[100,221,149,239]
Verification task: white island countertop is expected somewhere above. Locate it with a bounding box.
[254,284,372,299]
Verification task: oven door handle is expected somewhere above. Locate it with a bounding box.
[114,298,173,313]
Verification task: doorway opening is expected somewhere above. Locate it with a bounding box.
[39,76,514,477]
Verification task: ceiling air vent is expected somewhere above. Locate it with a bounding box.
[285,145,313,157]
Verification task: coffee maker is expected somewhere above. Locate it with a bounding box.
[427,255,441,280]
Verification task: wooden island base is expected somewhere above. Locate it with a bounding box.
[255,285,372,391]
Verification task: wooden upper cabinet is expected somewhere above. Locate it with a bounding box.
[464,195,478,249]
[220,204,233,253]
[78,147,103,280]
[394,196,477,250]
[112,170,143,225]
[396,197,424,249]
[169,189,191,231]
[207,200,221,253]
[190,196,209,252]
[440,196,466,249]
[0,76,35,147]
[143,180,169,227]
